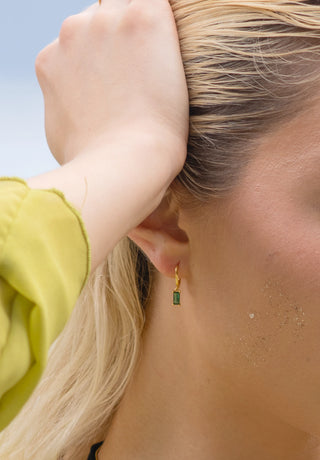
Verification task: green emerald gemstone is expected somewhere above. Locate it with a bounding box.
[173,290,181,306]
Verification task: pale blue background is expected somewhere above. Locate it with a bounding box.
[0,0,93,178]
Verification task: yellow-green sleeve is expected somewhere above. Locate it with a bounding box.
[0,176,91,431]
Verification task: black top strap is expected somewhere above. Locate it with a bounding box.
[87,442,103,460]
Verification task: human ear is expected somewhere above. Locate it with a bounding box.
[127,191,190,279]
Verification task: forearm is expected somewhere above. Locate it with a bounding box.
[26,133,173,273]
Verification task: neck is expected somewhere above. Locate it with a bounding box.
[98,273,320,460]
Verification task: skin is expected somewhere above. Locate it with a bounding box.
[27,0,188,272]
[98,98,320,460]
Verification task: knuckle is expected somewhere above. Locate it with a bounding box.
[59,14,82,44]
[121,3,157,32]
[90,10,114,37]
[35,46,50,80]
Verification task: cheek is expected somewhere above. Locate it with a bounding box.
[226,202,315,367]
[222,180,320,359]
[205,183,320,433]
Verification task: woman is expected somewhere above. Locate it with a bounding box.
[2,0,320,459]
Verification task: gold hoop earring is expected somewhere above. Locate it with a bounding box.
[172,264,181,307]
[99,0,102,5]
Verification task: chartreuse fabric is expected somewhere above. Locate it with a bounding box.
[0,177,91,431]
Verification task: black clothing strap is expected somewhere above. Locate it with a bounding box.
[87,442,103,460]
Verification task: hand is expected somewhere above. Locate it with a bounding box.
[35,0,189,176]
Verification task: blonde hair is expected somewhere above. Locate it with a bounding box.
[1,1,320,458]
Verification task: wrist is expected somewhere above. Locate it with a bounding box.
[70,123,187,183]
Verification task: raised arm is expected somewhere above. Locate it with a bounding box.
[27,0,189,273]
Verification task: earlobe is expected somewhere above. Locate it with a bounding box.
[127,193,190,279]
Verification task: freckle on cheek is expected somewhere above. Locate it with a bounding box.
[236,277,307,368]
[262,278,307,339]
